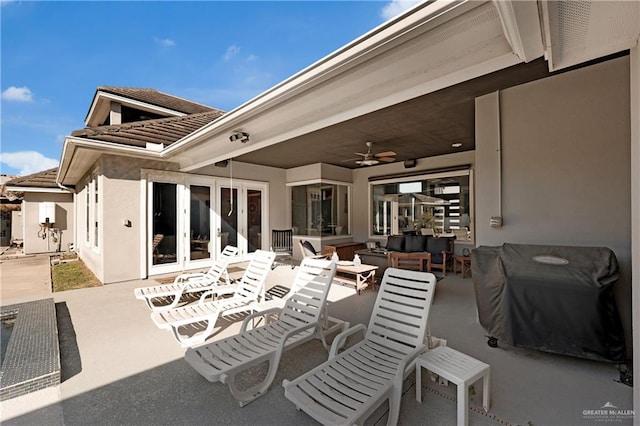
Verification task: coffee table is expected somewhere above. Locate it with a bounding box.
[333,262,378,294]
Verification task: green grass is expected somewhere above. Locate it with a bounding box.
[52,259,102,292]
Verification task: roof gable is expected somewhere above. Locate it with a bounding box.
[85,86,225,127]
[72,110,224,148]
[97,86,219,115]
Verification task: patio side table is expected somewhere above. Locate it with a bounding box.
[416,346,490,426]
[453,255,472,278]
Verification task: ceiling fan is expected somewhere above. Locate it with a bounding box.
[354,142,396,166]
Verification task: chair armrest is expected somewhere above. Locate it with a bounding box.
[173,272,206,283]
[394,344,427,388]
[240,307,283,331]
[329,323,367,359]
[198,284,237,303]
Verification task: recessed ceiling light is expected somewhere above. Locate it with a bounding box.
[452,143,463,148]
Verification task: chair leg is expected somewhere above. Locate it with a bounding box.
[226,354,280,407]
[387,394,402,426]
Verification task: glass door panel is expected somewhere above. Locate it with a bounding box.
[247,189,262,251]
[189,185,211,261]
[219,187,238,251]
[152,182,178,265]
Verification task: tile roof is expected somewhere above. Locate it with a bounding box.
[71,110,223,148]
[5,168,59,188]
[97,86,222,115]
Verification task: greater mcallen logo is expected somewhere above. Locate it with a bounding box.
[583,402,634,422]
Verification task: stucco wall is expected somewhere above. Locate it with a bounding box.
[475,56,632,356]
[86,157,287,284]
[22,192,74,255]
[75,156,180,284]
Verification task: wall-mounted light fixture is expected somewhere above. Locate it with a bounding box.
[229,131,250,143]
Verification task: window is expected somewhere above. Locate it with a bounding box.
[93,175,99,247]
[290,182,350,237]
[85,183,90,243]
[83,174,100,248]
[370,170,472,238]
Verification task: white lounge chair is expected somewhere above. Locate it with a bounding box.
[185,258,338,407]
[283,268,436,426]
[249,257,347,349]
[134,246,239,311]
[151,249,276,347]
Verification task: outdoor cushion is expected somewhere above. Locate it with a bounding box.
[386,235,405,252]
[426,236,452,263]
[405,235,427,252]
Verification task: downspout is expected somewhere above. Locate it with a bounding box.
[490,90,504,228]
[57,182,77,253]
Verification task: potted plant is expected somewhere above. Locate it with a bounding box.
[420,212,436,236]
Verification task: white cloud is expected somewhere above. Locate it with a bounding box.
[0,151,59,176]
[224,44,240,61]
[381,0,423,21]
[246,54,258,62]
[1,86,34,102]
[154,37,176,47]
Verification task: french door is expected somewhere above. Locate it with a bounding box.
[216,180,267,258]
[147,174,267,276]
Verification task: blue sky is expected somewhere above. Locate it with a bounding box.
[0,0,418,177]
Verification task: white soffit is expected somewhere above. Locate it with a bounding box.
[174,1,520,172]
[493,0,544,62]
[541,0,640,71]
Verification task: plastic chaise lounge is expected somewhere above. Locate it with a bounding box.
[283,267,436,426]
[151,249,276,347]
[250,257,347,349]
[134,246,239,311]
[184,258,338,407]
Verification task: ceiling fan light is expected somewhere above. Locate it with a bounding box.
[360,159,379,166]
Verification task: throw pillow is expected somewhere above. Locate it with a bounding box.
[405,235,427,252]
[386,235,405,252]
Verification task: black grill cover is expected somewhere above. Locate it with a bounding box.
[471,244,625,362]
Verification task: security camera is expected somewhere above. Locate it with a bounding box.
[229,131,249,143]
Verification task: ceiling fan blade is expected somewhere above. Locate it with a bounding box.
[378,157,396,162]
[374,151,396,158]
[354,152,368,157]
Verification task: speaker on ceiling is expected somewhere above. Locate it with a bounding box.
[404,159,417,168]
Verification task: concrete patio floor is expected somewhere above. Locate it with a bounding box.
[1,253,633,425]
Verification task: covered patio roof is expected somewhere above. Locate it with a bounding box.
[57,0,639,184]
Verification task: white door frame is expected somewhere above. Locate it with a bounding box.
[215,178,268,259]
[141,169,268,276]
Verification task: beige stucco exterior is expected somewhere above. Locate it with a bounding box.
[21,192,74,255]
